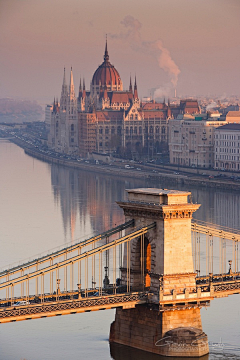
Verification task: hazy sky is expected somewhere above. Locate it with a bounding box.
[1,0,240,104]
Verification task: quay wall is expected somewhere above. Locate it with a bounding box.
[9,138,240,192]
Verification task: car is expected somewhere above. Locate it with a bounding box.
[14,301,30,306]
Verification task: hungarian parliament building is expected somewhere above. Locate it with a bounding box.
[47,41,200,158]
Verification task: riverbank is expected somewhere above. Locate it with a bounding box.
[15,142,239,192]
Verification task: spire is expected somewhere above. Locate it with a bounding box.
[129,76,133,93]
[63,67,66,86]
[104,35,109,62]
[167,98,172,118]
[69,67,75,96]
[60,67,68,111]
[78,78,82,99]
[134,75,138,99]
[53,97,56,112]
[61,67,68,96]
[82,78,86,98]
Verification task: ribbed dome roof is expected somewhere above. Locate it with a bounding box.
[92,41,122,88]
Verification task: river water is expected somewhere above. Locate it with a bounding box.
[0,141,239,360]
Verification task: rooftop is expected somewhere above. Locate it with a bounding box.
[127,188,190,196]
[126,188,191,205]
[216,123,240,130]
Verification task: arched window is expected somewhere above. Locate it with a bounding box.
[132,237,151,288]
[71,124,74,131]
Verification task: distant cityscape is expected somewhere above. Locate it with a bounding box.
[1,41,240,173]
[45,41,240,172]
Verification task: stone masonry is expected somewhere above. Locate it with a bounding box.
[110,188,209,357]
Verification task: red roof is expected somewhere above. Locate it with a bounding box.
[92,42,121,87]
[142,102,166,110]
[109,92,133,104]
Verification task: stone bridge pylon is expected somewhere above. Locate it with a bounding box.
[110,188,209,357]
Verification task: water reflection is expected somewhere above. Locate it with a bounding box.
[50,164,147,240]
[110,343,209,360]
[50,164,240,242]
[0,142,240,360]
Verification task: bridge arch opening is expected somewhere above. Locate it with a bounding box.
[131,236,152,289]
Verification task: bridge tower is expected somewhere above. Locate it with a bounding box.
[110,188,209,357]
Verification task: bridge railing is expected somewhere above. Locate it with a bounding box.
[0,222,156,310]
[0,219,134,280]
[191,219,239,277]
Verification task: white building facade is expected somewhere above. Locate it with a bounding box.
[214,123,240,171]
[169,117,226,168]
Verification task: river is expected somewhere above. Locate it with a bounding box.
[0,141,239,360]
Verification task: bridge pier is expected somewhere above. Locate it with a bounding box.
[109,188,209,357]
[110,306,208,357]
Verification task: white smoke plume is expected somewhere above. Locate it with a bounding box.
[110,15,180,96]
[206,101,218,111]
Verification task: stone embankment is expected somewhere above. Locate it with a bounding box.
[20,146,240,192]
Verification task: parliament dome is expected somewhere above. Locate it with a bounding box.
[91,41,123,93]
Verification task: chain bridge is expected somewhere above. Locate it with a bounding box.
[0,188,239,357]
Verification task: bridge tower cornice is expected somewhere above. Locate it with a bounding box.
[117,201,200,220]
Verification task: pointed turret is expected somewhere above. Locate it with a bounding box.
[63,67,67,86]
[78,78,82,99]
[134,75,138,99]
[53,97,56,112]
[60,67,68,111]
[69,67,75,98]
[129,76,133,93]
[104,35,109,62]
[61,67,68,95]
[167,98,172,118]
[82,78,86,98]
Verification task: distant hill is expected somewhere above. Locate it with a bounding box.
[0,98,44,123]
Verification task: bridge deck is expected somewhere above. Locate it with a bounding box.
[0,292,148,324]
